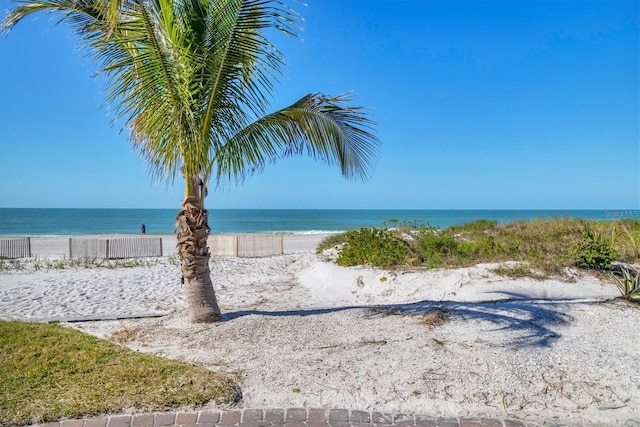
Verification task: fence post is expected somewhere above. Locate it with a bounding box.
[69,238,72,258]
[27,237,32,257]
[105,239,110,259]
[279,234,284,254]
[235,235,239,257]
[159,237,163,257]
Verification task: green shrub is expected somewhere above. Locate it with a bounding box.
[570,224,618,270]
[447,219,498,233]
[337,227,410,268]
[415,231,458,268]
[459,236,500,258]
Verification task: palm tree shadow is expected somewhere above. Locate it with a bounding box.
[222,294,606,348]
[222,306,360,322]
[379,296,573,348]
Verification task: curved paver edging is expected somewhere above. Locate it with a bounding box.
[28,408,541,427]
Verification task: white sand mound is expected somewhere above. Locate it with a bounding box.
[1,248,639,427]
[297,259,620,305]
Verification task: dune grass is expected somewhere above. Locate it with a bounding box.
[318,218,640,277]
[0,320,239,427]
[0,255,181,272]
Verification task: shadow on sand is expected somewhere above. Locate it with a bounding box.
[222,296,614,348]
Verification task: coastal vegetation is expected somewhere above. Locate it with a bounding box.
[2,0,378,323]
[0,320,238,427]
[612,267,640,303]
[317,218,640,282]
[0,255,181,272]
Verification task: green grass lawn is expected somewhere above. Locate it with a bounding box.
[0,320,239,427]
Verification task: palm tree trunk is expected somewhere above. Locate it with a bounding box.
[176,195,221,323]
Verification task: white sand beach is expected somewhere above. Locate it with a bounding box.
[1,234,639,426]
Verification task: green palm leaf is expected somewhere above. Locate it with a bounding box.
[212,92,379,184]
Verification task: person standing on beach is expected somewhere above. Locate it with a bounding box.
[141,223,146,234]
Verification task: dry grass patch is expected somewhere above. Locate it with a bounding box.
[419,310,449,328]
[109,327,143,343]
[490,263,546,280]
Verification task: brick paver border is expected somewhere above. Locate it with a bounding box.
[34,408,541,427]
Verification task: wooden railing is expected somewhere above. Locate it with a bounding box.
[0,237,31,258]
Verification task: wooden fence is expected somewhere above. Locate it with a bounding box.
[0,237,31,259]
[69,237,163,259]
[1,234,285,259]
[209,234,284,257]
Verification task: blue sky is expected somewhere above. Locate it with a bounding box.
[1,0,638,209]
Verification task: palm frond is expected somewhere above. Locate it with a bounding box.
[210,92,380,184]
[2,0,109,34]
[198,0,302,147]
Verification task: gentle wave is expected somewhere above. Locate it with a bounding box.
[278,230,344,235]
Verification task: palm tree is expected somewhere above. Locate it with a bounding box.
[2,0,379,323]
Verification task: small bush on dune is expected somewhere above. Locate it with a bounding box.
[415,228,502,269]
[415,231,458,268]
[460,235,501,258]
[571,239,618,270]
[337,227,412,268]
[447,219,498,234]
[570,223,619,270]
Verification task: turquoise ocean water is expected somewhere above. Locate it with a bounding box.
[0,208,637,236]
